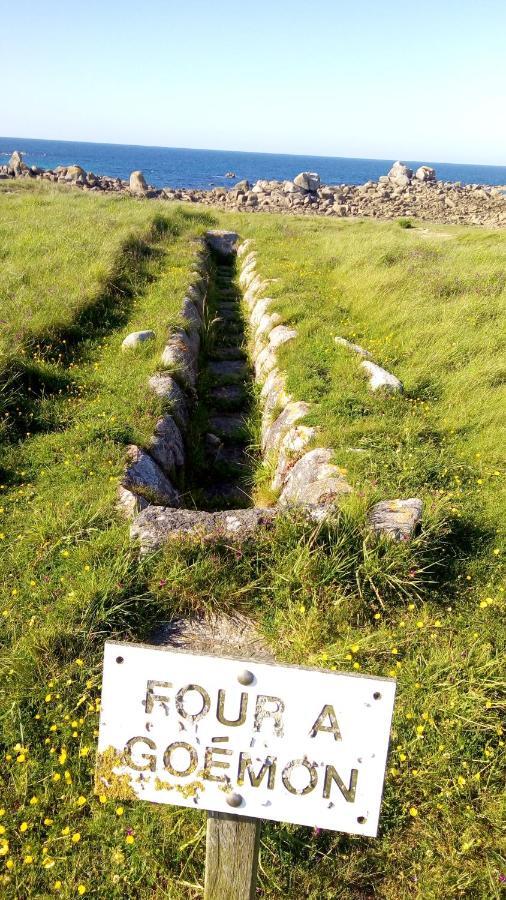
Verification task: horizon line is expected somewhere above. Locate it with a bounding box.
[1,134,505,170]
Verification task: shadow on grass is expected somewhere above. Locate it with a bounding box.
[0,208,218,444]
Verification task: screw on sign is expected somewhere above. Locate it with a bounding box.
[96,642,396,899]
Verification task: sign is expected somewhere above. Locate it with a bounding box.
[96,641,396,837]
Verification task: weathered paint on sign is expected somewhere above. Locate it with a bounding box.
[96,641,396,836]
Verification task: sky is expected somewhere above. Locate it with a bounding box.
[2,0,505,164]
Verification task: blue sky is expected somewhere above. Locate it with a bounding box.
[2,0,505,164]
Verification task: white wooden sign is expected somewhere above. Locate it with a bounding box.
[96,641,396,837]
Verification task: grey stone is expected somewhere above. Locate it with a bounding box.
[208,359,248,379]
[368,498,423,540]
[268,324,297,350]
[388,161,413,182]
[272,425,316,491]
[263,401,310,453]
[206,230,239,256]
[278,448,351,506]
[129,170,148,194]
[148,373,190,430]
[9,150,26,174]
[149,415,185,475]
[151,612,273,661]
[131,506,277,553]
[122,329,155,350]
[255,311,282,340]
[117,485,149,519]
[181,297,201,331]
[237,239,254,257]
[294,172,321,192]
[250,298,272,328]
[122,445,181,507]
[161,330,198,389]
[254,345,278,381]
[415,166,436,182]
[360,360,403,393]
[334,336,371,358]
[234,180,251,193]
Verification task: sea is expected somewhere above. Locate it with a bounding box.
[1,136,506,190]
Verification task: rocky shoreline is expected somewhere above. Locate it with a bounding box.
[2,151,505,227]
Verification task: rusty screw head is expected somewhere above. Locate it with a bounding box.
[226,792,243,808]
[237,669,254,686]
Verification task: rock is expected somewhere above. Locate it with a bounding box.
[334,336,371,358]
[260,368,291,417]
[254,345,278,381]
[205,230,239,256]
[8,150,25,174]
[65,165,87,181]
[272,425,316,490]
[122,330,155,350]
[129,171,148,194]
[122,445,181,507]
[180,297,201,331]
[148,373,190,430]
[152,613,274,661]
[294,172,321,192]
[263,401,310,454]
[234,179,251,192]
[149,415,185,475]
[268,325,297,350]
[250,298,272,328]
[237,239,254,257]
[368,498,423,540]
[415,166,436,183]
[279,448,352,506]
[161,330,198,389]
[117,485,149,519]
[255,312,282,340]
[208,359,248,380]
[360,360,403,393]
[388,161,413,183]
[131,505,277,553]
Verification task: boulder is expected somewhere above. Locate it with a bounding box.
[294,172,321,192]
[334,336,371,358]
[160,330,198,389]
[368,498,423,540]
[149,415,185,476]
[148,372,190,431]
[262,401,310,454]
[415,165,436,183]
[122,330,155,350]
[268,325,297,350]
[8,150,26,174]
[234,179,251,192]
[278,448,351,506]
[65,165,87,181]
[272,425,316,491]
[205,230,239,256]
[122,445,181,507]
[131,506,277,553]
[388,161,413,185]
[360,360,403,393]
[129,170,148,194]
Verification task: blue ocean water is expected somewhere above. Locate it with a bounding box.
[1,136,506,190]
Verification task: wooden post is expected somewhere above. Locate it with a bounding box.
[204,811,261,900]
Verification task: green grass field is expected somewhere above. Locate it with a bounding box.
[0,183,504,898]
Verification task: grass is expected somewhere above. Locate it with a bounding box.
[0,185,504,898]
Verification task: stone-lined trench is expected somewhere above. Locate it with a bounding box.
[120,230,422,553]
[185,246,256,511]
